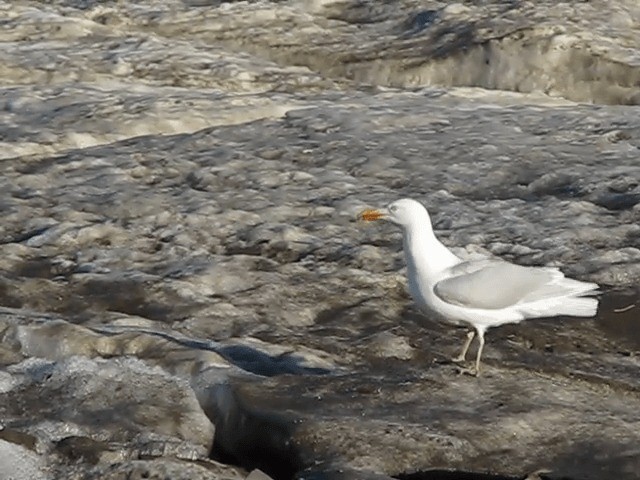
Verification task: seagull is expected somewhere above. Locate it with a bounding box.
[359,198,599,376]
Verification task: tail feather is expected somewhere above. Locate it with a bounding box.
[518,295,599,319]
[518,268,599,304]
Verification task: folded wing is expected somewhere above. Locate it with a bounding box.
[434,260,598,310]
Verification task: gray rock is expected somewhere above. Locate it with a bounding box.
[1,0,639,479]
[246,469,275,480]
[0,438,46,480]
[67,458,247,480]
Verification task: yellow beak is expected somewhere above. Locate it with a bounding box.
[359,208,385,222]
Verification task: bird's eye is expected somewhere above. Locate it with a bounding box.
[389,205,398,212]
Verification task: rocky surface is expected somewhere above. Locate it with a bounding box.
[1,0,639,479]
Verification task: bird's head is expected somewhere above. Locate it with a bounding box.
[359,198,430,229]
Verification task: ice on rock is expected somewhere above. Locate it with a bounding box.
[0,440,46,480]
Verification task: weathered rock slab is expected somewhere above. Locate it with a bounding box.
[1,0,639,479]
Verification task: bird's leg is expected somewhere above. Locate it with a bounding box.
[457,328,486,377]
[473,329,486,377]
[451,330,475,363]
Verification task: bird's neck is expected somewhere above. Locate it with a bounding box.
[403,224,459,282]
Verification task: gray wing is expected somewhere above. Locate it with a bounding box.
[441,258,497,277]
[434,261,555,310]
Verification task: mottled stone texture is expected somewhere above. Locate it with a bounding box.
[0,1,639,479]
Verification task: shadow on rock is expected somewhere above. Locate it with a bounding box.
[216,344,333,377]
[202,383,302,480]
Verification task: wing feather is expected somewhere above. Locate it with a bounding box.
[434,262,559,310]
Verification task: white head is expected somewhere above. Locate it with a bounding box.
[359,198,432,230]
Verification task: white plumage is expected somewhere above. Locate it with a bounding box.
[360,198,599,376]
